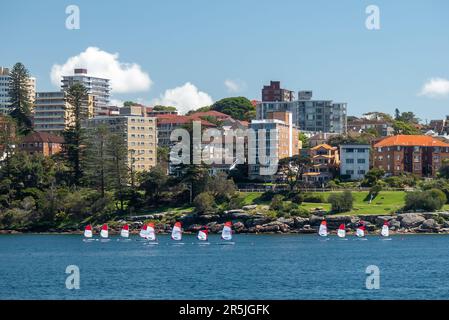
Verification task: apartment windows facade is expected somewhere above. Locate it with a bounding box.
[339,144,370,180]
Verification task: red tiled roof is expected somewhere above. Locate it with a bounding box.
[374,135,449,148]
[188,110,231,119]
[156,114,216,127]
[22,132,65,144]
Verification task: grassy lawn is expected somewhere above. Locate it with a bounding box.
[239,190,408,216]
[301,191,407,216]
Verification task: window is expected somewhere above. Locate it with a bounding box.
[357,148,366,153]
[346,159,354,164]
[357,159,365,164]
[346,148,354,153]
[358,170,366,174]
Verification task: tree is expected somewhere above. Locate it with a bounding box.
[106,133,129,212]
[153,105,177,112]
[394,108,401,120]
[278,155,310,191]
[123,101,138,107]
[393,120,421,135]
[206,173,236,202]
[404,189,446,212]
[138,165,169,202]
[63,83,89,185]
[193,192,215,214]
[299,132,309,148]
[362,168,385,187]
[210,97,255,121]
[396,111,420,124]
[438,161,449,179]
[83,125,109,197]
[8,63,33,134]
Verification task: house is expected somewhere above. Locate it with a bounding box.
[373,135,449,177]
[303,144,340,184]
[19,132,65,156]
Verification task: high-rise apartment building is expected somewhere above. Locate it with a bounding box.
[339,144,370,180]
[85,106,157,172]
[33,91,94,133]
[257,90,347,134]
[0,67,36,114]
[261,81,295,102]
[61,68,110,116]
[248,111,300,180]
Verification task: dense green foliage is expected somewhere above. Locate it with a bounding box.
[210,97,255,121]
[404,189,447,212]
[8,62,33,134]
[328,191,354,213]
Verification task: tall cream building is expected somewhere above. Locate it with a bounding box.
[85,105,157,172]
[0,66,36,114]
[34,91,94,133]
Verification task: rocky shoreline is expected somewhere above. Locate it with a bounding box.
[2,211,449,235]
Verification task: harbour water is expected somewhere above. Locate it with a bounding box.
[1,234,448,300]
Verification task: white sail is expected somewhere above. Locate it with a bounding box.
[318,222,328,237]
[84,226,93,238]
[197,230,208,241]
[139,225,149,238]
[171,223,182,241]
[120,225,129,238]
[337,226,346,238]
[147,225,156,241]
[381,224,389,237]
[356,227,365,238]
[221,223,232,241]
[100,224,108,238]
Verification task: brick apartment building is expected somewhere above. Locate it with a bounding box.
[19,132,65,156]
[373,135,449,177]
[261,81,295,102]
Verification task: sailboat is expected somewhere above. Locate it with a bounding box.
[100,224,110,242]
[145,223,158,245]
[118,224,130,241]
[381,221,391,240]
[220,221,234,245]
[139,224,149,239]
[337,224,347,239]
[197,227,208,242]
[318,220,329,238]
[171,222,183,244]
[356,225,366,239]
[83,225,95,242]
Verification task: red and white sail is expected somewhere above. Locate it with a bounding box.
[84,225,93,238]
[337,224,346,238]
[147,223,156,241]
[318,220,328,237]
[381,221,389,237]
[171,222,182,241]
[100,224,108,238]
[221,222,232,241]
[356,225,365,238]
[139,224,149,238]
[120,224,129,238]
[197,228,208,241]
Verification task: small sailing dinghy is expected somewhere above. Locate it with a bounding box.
[171,222,184,244]
[83,225,95,242]
[100,223,110,242]
[356,225,367,240]
[145,223,158,245]
[118,224,131,241]
[139,224,149,239]
[220,221,234,245]
[197,227,210,245]
[318,220,329,239]
[337,224,347,240]
[380,221,391,240]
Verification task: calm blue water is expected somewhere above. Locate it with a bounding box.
[1,234,448,300]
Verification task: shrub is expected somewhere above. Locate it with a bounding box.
[328,191,354,213]
[404,189,446,212]
[193,192,216,214]
[289,192,304,205]
[303,193,326,203]
[270,194,284,211]
[290,207,310,218]
[260,191,276,202]
[227,194,245,210]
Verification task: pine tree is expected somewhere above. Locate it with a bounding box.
[8,63,33,134]
[106,133,129,212]
[63,83,89,185]
[83,125,110,197]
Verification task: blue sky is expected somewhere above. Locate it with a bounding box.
[1,0,449,120]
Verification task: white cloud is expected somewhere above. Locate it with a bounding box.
[50,47,152,93]
[419,78,449,98]
[109,99,124,107]
[224,79,246,93]
[152,82,213,114]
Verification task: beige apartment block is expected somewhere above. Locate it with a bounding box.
[86,106,157,172]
